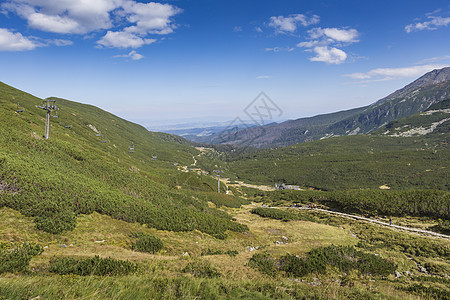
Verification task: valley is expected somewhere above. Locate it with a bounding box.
[0,69,449,300]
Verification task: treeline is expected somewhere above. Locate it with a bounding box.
[254,189,450,219]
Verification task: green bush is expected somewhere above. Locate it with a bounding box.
[48,256,137,276]
[0,242,43,274]
[34,209,77,234]
[182,261,221,278]
[250,246,395,278]
[248,252,278,277]
[131,233,163,254]
[251,207,317,223]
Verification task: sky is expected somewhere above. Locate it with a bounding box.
[0,0,449,127]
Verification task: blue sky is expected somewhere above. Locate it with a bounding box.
[0,0,449,127]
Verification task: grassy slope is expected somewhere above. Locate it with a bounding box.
[1,203,449,299]
[0,81,246,237]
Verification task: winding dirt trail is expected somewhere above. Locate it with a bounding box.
[285,206,450,239]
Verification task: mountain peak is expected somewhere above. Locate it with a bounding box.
[378,67,450,103]
[409,66,450,87]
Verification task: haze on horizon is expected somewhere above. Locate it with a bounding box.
[0,0,449,127]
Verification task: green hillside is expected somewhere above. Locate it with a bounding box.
[0,81,246,237]
[201,129,450,191]
[1,83,449,299]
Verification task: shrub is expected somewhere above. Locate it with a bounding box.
[248,252,278,277]
[251,246,396,278]
[131,233,163,254]
[48,256,137,276]
[0,242,43,274]
[182,261,221,278]
[34,209,77,234]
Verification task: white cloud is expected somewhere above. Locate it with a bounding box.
[0,28,38,51]
[344,64,449,81]
[28,12,82,33]
[256,75,272,79]
[255,27,263,33]
[302,27,359,45]
[121,1,182,35]
[297,27,359,64]
[309,46,347,64]
[97,31,156,49]
[268,14,319,33]
[405,15,450,33]
[114,50,144,60]
[322,28,359,43]
[2,0,182,49]
[2,0,117,34]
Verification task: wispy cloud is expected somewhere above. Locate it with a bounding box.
[405,10,450,33]
[49,39,73,47]
[256,75,272,79]
[114,50,144,61]
[264,46,294,52]
[233,26,242,32]
[344,64,449,81]
[268,13,319,34]
[415,55,450,64]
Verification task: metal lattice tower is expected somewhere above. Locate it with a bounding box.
[36,99,58,139]
[213,169,223,193]
[129,142,135,153]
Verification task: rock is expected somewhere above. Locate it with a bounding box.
[395,271,402,278]
[418,265,428,273]
[182,252,189,257]
[404,271,411,276]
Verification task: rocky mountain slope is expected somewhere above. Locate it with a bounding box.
[207,67,450,148]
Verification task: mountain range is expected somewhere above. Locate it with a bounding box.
[196,67,450,148]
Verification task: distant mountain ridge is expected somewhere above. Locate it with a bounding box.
[203,67,450,148]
